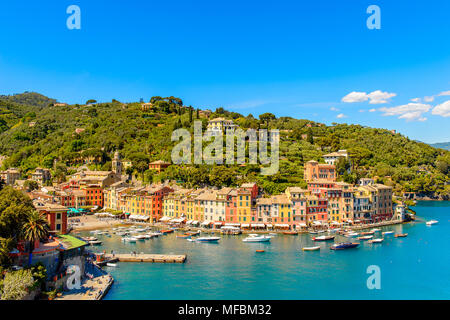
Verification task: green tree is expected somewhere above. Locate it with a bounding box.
[21,211,49,265]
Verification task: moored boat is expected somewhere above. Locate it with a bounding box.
[191,236,220,242]
[243,235,271,242]
[176,234,191,239]
[312,235,335,241]
[106,263,117,267]
[426,220,438,226]
[360,231,375,236]
[371,228,381,232]
[330,242,359,250]
[382,230,394,235]
[255,250,265,253]
[357,235,373,240]
[302,246,320,251]
[344,232,359,238]
[122,236,138,243]
[368,238,384,244]
[283,231,298,235]
[395,233,408,238]
[161,229,174,234]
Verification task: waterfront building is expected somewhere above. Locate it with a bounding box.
[352,189,373,223]
[373,184,393,220]
[103,181,130,210]
[305,195,328,227]
[236,188,252,225]
[270,194,293,228]
[241,182,259,200]
[81,184,104,208]
[304,160,336,182]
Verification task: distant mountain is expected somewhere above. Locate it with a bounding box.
[0,92,56,109]
[430,142,450,151]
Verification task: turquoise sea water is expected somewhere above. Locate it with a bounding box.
[81,201,449,300]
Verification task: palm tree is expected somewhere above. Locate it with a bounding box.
[21,211,49,265]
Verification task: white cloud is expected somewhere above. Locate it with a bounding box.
[367,90,397,104]
[342,92,368,103]
[432,100,450,117]
[359,109,365,113]
[369,108,376,112]
[438,90,450,96]
[342,90,396,104]
[379,103,431,121]
[330,107,339,111]
[336,113,347,119]
[411,98,421,102]
[424,96,435,102]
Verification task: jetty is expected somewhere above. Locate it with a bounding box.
[95,253,187,264]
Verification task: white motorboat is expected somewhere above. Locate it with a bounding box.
[122,237,138,243]
[302,246,320,251]
[382,231,394,235]
[89,240,102,246]
[312,235,335,241]
[357,235,373,240]
[371,228,381,232]
[368,238,384,243]
[426,220,438,226]
[134,235,147,240]
[243,235,271,242]
[189,237,221,242]
[106,263,117,267]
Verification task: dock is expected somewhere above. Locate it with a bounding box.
[96,253,187,264]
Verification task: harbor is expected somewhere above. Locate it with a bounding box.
[94,253,187,264]
[73,201,448,300]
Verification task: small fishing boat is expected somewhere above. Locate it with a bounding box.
[426,220,438,226]
[161,229,174,234]
[368,238,384,244]
[382,231,394,235]
[312,235,335,241]
[106,263,117,267]
[371,228,381,232]
[134,235,147,240]
[243,235,271,242]
[357,235,373,240]
[283,231,298,235]
[149,232,162,237]
[176,234,191,239]
[190,237,220,242]
[255,250,265,253]
[89,240,102,246]
[135,228,147,232]
[360,231,375,236]
[81,236,98,242]
[395,233,408,238]
[309,231,318,235]
[186,230,201,236]
[330,242,359,250]
[302,246,320,251]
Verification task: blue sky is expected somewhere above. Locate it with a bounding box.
[0,0,449,143]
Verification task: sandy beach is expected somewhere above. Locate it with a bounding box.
[69,215,125,232]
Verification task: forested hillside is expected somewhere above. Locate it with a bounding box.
[0,93,449,198]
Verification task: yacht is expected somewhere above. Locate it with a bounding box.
[190,237,221,242]
[243,235,271,242]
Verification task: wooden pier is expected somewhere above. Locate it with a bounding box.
[96,253,187,264]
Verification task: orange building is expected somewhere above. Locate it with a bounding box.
[304,160,336,182]
[35,202,68,234]
[148,160,171,173]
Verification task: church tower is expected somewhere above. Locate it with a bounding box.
[112,150,122,177]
